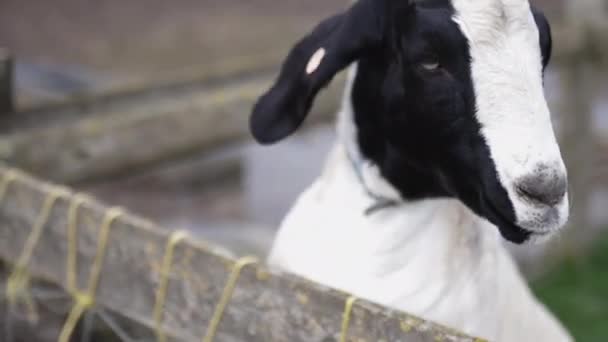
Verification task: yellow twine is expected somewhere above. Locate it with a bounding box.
[153,230,189,342]
[66,193,91,293]
[339,296,358,342]
[5,187,67,322]
[58,207,124,342]
[202,256,258,342]
[0,170,18,302]
[0,170,28,319]
[0,169,17,201]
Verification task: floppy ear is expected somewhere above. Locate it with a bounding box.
[531,6,552,68]
[250,0,409,145]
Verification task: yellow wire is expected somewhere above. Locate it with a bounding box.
[59,294,90,342]
[339,296,358,342]
[0,170,17,302]
[153,230,189,342]
[0,169,17,201]
[5,186,68,321]
[58,207,124,342]
[202,256,258,342]
[66,194,90,293]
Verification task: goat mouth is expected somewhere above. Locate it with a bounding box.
[481,193,532,244]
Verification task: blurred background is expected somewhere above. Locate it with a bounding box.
[0,0,606,341]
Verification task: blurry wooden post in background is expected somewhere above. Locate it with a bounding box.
[0,48,14,115]
[0,49,14,114]
[557,0,607,257]
[564,0,606,27]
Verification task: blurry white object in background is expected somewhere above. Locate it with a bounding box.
[243,125,334,226]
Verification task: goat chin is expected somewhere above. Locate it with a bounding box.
[267,143,573,342]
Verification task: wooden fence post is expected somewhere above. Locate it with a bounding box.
[555,0,607,257]
[0,48,14,115]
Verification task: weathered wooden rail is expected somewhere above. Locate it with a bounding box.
[0,61,343,185]
[0,166,480,341]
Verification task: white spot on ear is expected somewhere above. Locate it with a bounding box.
[306,48,326,75]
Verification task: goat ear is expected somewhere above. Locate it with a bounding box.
[531,6,552,68]
[250,0,410,145]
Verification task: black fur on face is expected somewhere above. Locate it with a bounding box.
[250,0,554,244]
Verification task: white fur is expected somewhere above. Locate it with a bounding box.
[268,96,572,341]
[452,0,569,235]
[268,148,571,341]
[268,1,572,340]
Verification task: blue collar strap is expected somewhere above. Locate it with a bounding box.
[345,149,400,216]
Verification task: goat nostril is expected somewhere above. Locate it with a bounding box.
[515,174,567,206]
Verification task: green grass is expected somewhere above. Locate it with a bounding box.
[533,235,608,342]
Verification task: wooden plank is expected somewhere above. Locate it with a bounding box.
[1,0,345,109]
[0,73,343,184]
[593,135,608,184]
[0,0,345,76]
[0,48,13,114]
[0,166,479,341]
[553,26,608,65]
[5,55,282,133]
[554,0,608,64]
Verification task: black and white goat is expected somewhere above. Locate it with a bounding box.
[250,0,571,340]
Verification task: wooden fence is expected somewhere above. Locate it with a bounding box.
[0,166,479,341]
